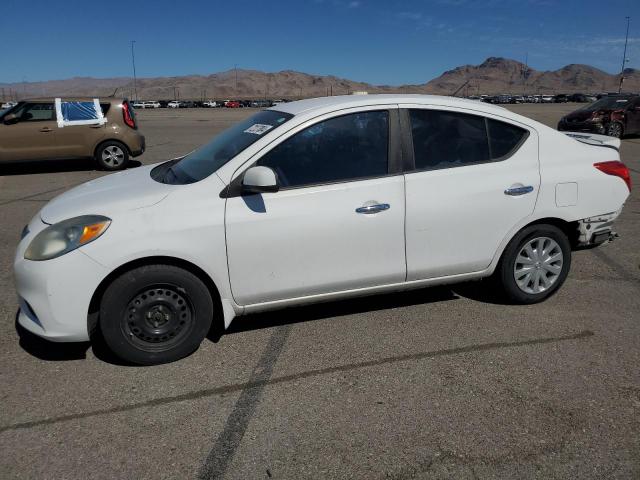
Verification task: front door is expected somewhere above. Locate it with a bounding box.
[225,109,407,305]
[625,99,640,134]
[0,102,57,161]
[401,106,540,280]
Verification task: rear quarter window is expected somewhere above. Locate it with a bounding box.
[487,119,528,159]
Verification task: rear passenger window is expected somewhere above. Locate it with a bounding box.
[409,109,490,170]
[488,119,528,158]
[409,109,528,171]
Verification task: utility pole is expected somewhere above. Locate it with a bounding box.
[131,40,138,102]
[619,16,631,93]
[522,52,528,96]
[234,64,238,95]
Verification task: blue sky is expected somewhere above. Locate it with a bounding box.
[1,0,639,85]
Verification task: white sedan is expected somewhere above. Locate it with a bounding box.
[14,95,631,365]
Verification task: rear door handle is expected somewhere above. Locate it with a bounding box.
[356,203,390,214]
[504,185,534,196]
[39,127,53,133]
[89,124,104,129]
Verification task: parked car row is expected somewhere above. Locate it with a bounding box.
[131,99,289,109]
[469,93,598,105]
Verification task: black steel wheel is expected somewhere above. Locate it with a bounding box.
[123,285,195,351]
[100,264,213,365]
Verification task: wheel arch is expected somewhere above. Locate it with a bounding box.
[87,255,224,339]
[488,216,579,275]
[93,138,132,158]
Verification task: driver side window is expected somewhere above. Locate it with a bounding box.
[257,110,389,188]
[13,103,55,122]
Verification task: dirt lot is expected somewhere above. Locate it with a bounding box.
[0,103,639,479]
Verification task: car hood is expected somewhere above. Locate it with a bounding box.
[564,110,598,121]
[40,164,171,224]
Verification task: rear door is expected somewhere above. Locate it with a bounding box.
[0,102,57,161]
[401,105,539,280]
[53,101,109,158]
[225,108,407,305]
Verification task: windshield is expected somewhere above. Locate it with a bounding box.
[579,96,632,111]
[158,109,293,184]
[0,102,21,120]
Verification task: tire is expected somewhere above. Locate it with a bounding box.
[494,224,571,304]
[606,121,624,139]
[95,140,129,171]
[99,265,213,365]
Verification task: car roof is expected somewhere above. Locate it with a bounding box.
[270,94,510,117]
[23,97,124,103]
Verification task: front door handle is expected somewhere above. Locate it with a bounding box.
[356,203,390,214]
[504,185,534,196]
[39,127,53,133]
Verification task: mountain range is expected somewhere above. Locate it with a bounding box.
[1,57,638,100]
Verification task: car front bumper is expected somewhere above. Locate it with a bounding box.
[14,220,109,342]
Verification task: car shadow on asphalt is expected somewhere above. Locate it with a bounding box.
[14,281,505,365]
[0,159,141,176]
[222,282,504,337]
[15,313,91,361]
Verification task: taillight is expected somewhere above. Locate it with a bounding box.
[594,161,631,191]
[122,101,136,129]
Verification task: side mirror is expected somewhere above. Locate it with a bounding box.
[242,166,279,193]
[3,113,18,125]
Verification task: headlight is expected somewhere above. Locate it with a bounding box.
[25,215,111,261]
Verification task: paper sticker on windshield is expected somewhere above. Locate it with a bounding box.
[244,124,273,135]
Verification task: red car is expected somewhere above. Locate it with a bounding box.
[558,95,640,138]
[225,101,241,108]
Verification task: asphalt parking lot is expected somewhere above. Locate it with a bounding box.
[0,103,639,479]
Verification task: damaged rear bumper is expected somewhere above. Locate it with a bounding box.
[576,210,621,247]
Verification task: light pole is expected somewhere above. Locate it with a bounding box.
[234,64,238,95]
[131,40,138,102]
[619,16,630,93]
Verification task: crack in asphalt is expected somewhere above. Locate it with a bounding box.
[0,185,77,207]
[0,329,594,435]
[197,324,292,479]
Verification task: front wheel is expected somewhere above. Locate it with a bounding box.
[494,224,571,304]
[606,122,624,139]
[99,265,213,365]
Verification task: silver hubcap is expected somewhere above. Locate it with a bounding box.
[101,145,125,166]
[608,123,621,137]
[513,237,563,294]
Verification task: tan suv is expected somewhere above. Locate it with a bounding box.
[0,97,145,170]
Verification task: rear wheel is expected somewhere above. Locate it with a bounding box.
[495,224,571,304]
[606,121,624,139]
[95,141,129,171]
[99,265,213,365]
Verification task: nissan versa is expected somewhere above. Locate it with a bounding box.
[14,95,631,365]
